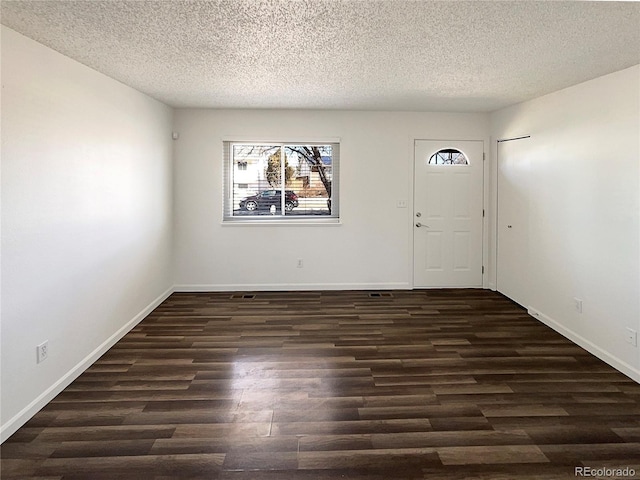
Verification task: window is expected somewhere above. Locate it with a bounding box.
[223,142,339,221]
[429,148,469,165]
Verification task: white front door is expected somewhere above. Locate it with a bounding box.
[413,140,484,288]
[497,137,531,307]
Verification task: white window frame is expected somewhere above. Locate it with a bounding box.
[222,140,340,224]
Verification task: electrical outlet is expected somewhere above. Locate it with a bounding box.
[573,297,583,314]
[37,340,49,363]
[297,259,303,268]
[625,328,637,347]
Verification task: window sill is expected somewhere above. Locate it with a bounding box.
[221,218,341,227]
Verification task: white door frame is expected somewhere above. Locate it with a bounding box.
[409,137,489,289]
[490,135,531,294]
[494,135,532,305]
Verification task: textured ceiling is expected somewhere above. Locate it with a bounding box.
[1,1,639,112]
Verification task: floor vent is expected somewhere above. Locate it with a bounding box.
[368,292,393,298]
[230,294,256,300]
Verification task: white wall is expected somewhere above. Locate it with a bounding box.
[0,27,175,440]
[490,65,640,381]
[172,109,489,290]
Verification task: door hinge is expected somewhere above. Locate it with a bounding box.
[482,266,485,274]
[483,152,486,161]
[482,209,485,217]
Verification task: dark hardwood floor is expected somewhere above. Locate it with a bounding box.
[2,289,640,479]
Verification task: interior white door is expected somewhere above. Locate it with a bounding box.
[497,137,530,307]
[414,140,484,288]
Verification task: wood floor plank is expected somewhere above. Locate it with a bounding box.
[2,289,639,479]
[297,448,441,470]
[436,444,550,465]
[48,439,155,458]
[34,453,225,477]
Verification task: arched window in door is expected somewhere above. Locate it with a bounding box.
[428,148,469,165]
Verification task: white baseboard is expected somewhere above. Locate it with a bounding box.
[0,286,174,443]
[173,282,411,292]
[528,306,640,384]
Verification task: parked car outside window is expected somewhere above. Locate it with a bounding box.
[239,190,299,212]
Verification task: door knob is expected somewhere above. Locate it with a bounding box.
[507,225,513,229]
[416,223,429,228]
